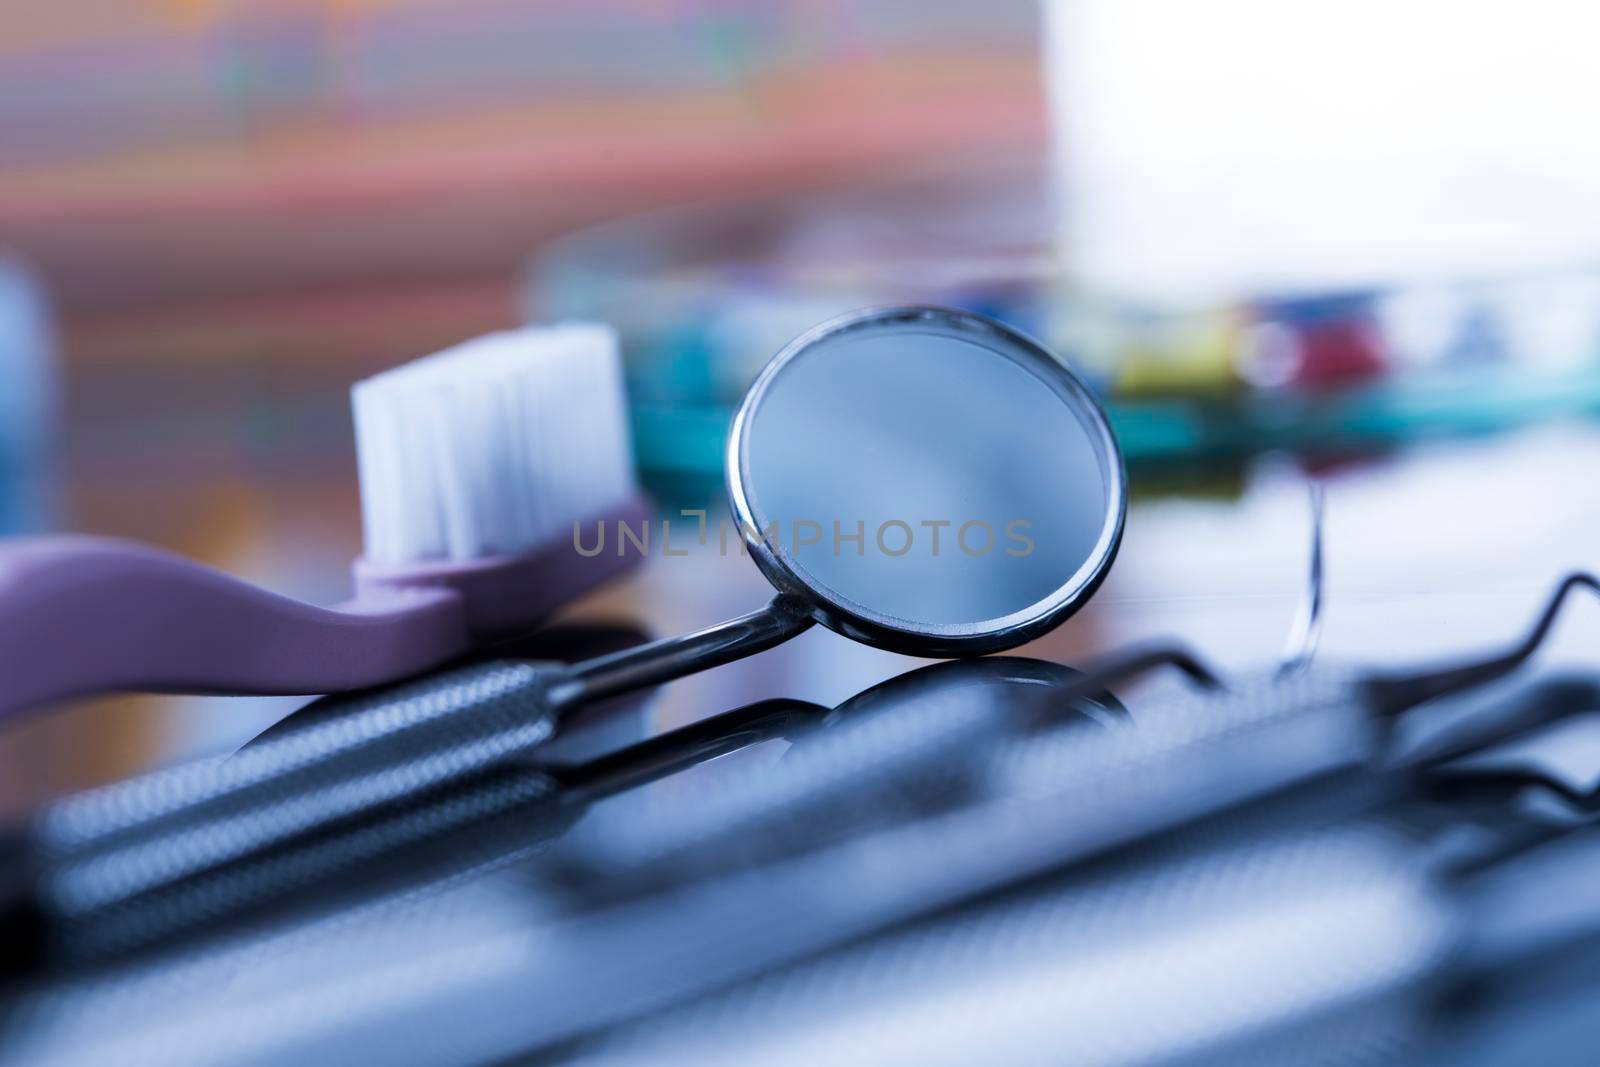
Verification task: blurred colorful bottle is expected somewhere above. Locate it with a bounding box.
[0,259,56,534]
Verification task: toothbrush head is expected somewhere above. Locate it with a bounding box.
[352,324,638,567]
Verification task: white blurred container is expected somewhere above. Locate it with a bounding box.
[1044,0,1600,302]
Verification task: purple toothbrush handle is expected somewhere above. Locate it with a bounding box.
[0,536,469,717]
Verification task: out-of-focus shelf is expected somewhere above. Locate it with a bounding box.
[1,53,1044,313]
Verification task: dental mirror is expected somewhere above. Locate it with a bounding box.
[732,305,1124,655]
[559,304,1125,706]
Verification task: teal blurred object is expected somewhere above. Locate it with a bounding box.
[526,178,1600,496]
[0,259,56,534]
[629,362,1600,497]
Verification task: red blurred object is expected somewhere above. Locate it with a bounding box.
[1253,294,1389,392]
[1291,317,1388,389]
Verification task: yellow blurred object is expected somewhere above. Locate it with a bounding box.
[1112,308,1247,399]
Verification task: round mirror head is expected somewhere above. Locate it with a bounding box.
[728,306,1126,656]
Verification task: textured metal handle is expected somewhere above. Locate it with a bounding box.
[38,660,563,915]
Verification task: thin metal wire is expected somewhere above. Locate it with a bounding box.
[1428,767,1600,815]
[1279,482,1326,677]
[1364,573,1600,716]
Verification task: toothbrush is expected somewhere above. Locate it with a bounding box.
[0,325,648,719]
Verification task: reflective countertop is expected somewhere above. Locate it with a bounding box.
[6,423,1600,813]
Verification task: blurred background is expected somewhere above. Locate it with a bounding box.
[7,0,1600,810]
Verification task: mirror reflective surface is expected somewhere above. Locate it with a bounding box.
[731,307,1124,652]
[822,657,1129,733]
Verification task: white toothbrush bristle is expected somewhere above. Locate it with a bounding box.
[352,324,636,566]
